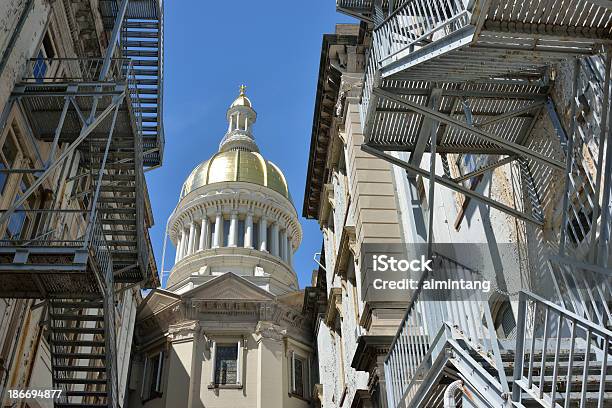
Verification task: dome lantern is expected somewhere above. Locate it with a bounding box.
[220,85,258,153]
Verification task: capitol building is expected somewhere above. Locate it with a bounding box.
[127,89,313,408]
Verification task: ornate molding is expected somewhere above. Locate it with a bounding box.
[168,320,202,343]
[324,287,343,327]
[255,321,286,342]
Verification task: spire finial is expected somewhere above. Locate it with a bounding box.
[239,84,247,96]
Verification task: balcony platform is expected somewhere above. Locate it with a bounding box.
[375,0,612,83]
[0,247,101,298]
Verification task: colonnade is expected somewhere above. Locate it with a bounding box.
[174,211,294,265]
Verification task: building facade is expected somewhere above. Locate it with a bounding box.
[0,0,163,407]
[304,23,405,408]
[306,2,612,407]
[127,90,313,408]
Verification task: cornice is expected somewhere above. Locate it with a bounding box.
[324,287,343,327]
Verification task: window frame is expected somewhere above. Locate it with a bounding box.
[288,348,311,401]
[141,350,164,401]
[209,337,244,389]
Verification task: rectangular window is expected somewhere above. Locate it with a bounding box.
[252,222,259,249]
[209,220,215,246]
[223,219,230,247]
[141,351,164,400]
[237,219,245,247]
[290,351,308,399]
[266,226,272,252]
[0,130,18,194]
[214,343,238,385]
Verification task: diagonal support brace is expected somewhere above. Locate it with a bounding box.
[362,144,543,225]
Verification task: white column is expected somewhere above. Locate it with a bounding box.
[259,217,268,252]
[244,116,249,131]
[213,212,223,248]
[175,231,183,262]
[245,212,253,248]
[181,227,189,258]
[228,212,238,247]
[271,223,279,257]
[199,216,209,251]
[280,229,287,261]
[187,221,196,255]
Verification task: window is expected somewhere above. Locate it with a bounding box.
[566,178,595,245]
[252,221,259,249]
[223,219,230,247]
[214,343,238,385]
[0,129,19,194]
[494,302,516,339]
[33,31,56,83]
[0,123,37,242]
[266,225,272,252]
[141,351,164,400]
[290,351,309,399]
[237,219,245,247]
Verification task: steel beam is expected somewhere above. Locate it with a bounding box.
[426,108,438,257]
[362,144,543,225]
[372,88,565,171]
[452,156,517,183]
[597,54,612,267]
[477,101,545,128]
[559,59,580,256]
[410,88,442,168]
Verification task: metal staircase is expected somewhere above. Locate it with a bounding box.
[0,0,163,406]
[49,299,110,408]
[341,1,612,407]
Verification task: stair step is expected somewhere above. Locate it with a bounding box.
[98,197,135,203]
[99,174,135,181]
[50,340,105,347]
[53,365,106,372]
[99,186,136,192]
[64,390,108,397]
[53,353,106,360]
[50,301,103,309]
[50,314,104,322]
[106,240,136,246]
[53,378,106,385]
[101,218,136,225]
[102,230,137,236]
[51,327,105,335]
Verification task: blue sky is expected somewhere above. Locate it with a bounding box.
[146,1,355,288]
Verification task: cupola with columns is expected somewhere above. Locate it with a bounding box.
[167,86,302,295]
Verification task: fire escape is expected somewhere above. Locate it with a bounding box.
[0,0,163,407]
[337,0,612,406]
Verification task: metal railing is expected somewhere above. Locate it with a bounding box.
[512,290,612,407]
[372,0,470,67]
[548,256,612,330]
[384,253,508,407]
[21,58,132,83]
[0,209,90,248]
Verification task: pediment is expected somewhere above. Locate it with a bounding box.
[137,289,181,320]
[182,272,275,302]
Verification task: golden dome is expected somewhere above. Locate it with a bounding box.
[181,150,291,200]
[230,84,252,108]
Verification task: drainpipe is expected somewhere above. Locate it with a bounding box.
[443,380,463,408]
